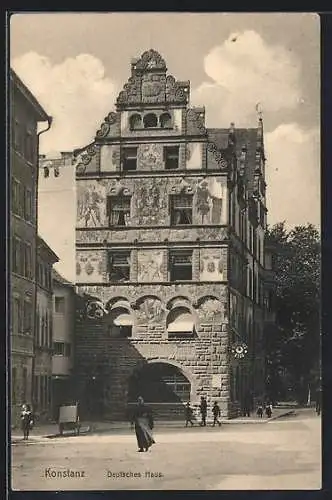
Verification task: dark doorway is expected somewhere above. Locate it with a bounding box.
[127,363,191,403]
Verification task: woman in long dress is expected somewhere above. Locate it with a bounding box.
[131,396,155,452]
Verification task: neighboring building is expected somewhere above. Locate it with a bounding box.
[10,69,52,425]
[52,269,76,419]
[73,50,270,420]
[34,236,59,421]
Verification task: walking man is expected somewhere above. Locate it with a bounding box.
[184,402,194,427]
[199,396,207,426]
[212,401,222,427]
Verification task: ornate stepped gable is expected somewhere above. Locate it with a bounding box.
[115,49,190,108]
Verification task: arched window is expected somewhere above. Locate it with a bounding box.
[143,113,158,128]
[108,306,134,338]
[166,306,195,338]
[160,112,172,128]
[129,114,142,130]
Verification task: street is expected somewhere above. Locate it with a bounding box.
[11,409,321,490]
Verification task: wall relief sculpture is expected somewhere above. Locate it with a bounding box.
[199,249,224,282]
[138,143,163,170]
[137,250,164,282]
[195,178,225,224]
[198,297,224,323]
[76,251,104,283]
[136,296,165,324]
[77,182,106,228]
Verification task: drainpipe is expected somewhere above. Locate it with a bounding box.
[31,116,53,408]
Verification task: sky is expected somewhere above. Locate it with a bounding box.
[10,12,320,281]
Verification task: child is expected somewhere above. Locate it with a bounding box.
[184,402,194,427]
[21,404,33,440]
[212,401,222,427]
[256,404,263,418]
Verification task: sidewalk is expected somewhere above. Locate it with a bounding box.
[11,408,295,441]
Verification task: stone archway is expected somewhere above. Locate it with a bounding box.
[127,361,193,420]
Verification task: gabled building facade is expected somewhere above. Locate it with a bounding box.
[73,50,269,420]
[10,69,52,426]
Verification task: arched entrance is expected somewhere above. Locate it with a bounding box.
[128,362,191,403]
[127,362,192,420]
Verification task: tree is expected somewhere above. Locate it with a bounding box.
[265,222,321,403]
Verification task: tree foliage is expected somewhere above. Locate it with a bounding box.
[265,222,321,403]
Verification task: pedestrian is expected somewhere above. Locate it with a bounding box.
[315,387,322,416]
[130,396,155,452]
[265,403,272,418]
[256,403,263,418]
[21,404,33,440]
[212,401,222,427]
[199,396,207,426]
[184,402,194,427]
[242,391,252,417]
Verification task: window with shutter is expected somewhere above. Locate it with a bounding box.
[170,194,193,225]
[122,147,137,171]
[109,251,131,281]
[164,146,179,170]
[107,195,131,226]
[169,250,193,281]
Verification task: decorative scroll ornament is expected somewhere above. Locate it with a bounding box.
[96,112,118,138]
[86,300,108,320]
[231,343,248,359]
[73,143,97,173]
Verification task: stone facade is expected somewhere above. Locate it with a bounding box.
[74,50,269,421]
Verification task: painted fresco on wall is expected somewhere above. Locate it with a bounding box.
[76,251,104,283]
[137,250,164,282]
[134,178,168,225]
[199,249,224,281]
[138,144,163,170]
[198,297,224,323]
[136,296,165,324]
[77,182,106,228]
[195,178,225,225]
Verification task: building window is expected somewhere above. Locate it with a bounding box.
[25,189,32,221]
[23,300,32,334]
[164,146,179,170]
[107,195,131,226]
[166,306,195,338]
[122,147,137,171]
[25,131,34,163]
[22,368,27,401]
[108,251,131,282]
[12,296,22,334]
[18,182,25,218]
[55,296,65,314]
[53,342,71,356]
[169,250,192,281]
[170,194,193,225]
[14,120,22,153]
[53,342,65,356]
[12,367,17,403]
[129,114,142,130]
[143,113,158,128]
[11,178,19,214]
[12,237,20,275]
[24,243,32,279]
[160,113,172,128]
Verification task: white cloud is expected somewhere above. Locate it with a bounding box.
[265,123,320,229]
[12,52,118,153]
[192,30,302,126]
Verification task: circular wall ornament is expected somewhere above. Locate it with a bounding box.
[231,343,248,359]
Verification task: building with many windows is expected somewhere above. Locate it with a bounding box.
[10,69,52,425]
[33,236,59,421]
[51,269,76,419]
[73,50,270,420]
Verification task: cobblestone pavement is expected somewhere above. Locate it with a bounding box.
[11,409,321,491]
